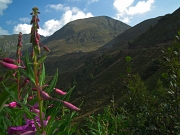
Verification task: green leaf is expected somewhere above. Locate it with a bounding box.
[39,63,45,86]
[45,69,58,93]
[2,83,18,100]
[0,90,10,113]
[22,52,35,83]
[38,55,47,65]
[126,56,131,62]
[126,67,131,73]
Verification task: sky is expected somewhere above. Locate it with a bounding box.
[0,0,179,37]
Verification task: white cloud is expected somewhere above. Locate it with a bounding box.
[0,26,9,35]
[87,0,98,4]
[46,4,70,11]
[0,0,12,15]
[113,0,155,23]
[19,17,30,23]
[13,6,93,37]
[13,24,31,34]
[121,17,130,23]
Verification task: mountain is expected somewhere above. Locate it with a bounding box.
[44,8,180,129]
[0,34,47,55]
[130,7,180,48]
[99,16,162,51]
[43,16,131,56]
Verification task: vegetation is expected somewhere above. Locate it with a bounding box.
[78,32,180,134]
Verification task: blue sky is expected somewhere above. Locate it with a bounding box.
[0,0,179,36]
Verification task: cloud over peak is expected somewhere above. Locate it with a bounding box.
[113,0,155,23]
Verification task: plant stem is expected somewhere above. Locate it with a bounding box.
[17,70,20,100]
[34,54,45,132]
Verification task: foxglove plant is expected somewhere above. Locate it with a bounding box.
[0,7,80,135]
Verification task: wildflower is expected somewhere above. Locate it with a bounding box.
[31,108,40,114]
[54,88,67,95]
[8,115,49,135]
[0,61,25,70]
[27,96,33,101]
[63,101,80,111]
[9,102,17,108]
[40,42,50,52]
[41,91,51,100]
[33,102,39,109]
[43,45,50,52]
[2,58,15,64]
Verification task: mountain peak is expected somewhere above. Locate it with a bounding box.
[42,16,131,56]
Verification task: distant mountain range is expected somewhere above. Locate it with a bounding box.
[0,34,47,55]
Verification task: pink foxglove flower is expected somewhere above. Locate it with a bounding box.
[43,45,50,52]
[8,115,49,135]
[33,102,39,109]
[27,96,33,101]
[63,101,80,111]
[31,108,40,114]
[41,91,51,100]
[0,61,25,70]
[54,88,67,95]
[2,58,15,64]
[9,102,17,108]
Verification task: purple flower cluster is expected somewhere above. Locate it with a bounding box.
[8,115,50,135]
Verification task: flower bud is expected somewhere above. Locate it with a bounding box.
[2,58,15,64]
[9,102,17,108]
[43,46,50,52]
[41,91,51,100]
[0,61,18,70]
[31,108,40,114]
[27,96,33,101]
[54,88,66,95]
[33,102,39,109]
[63,101,80,111]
